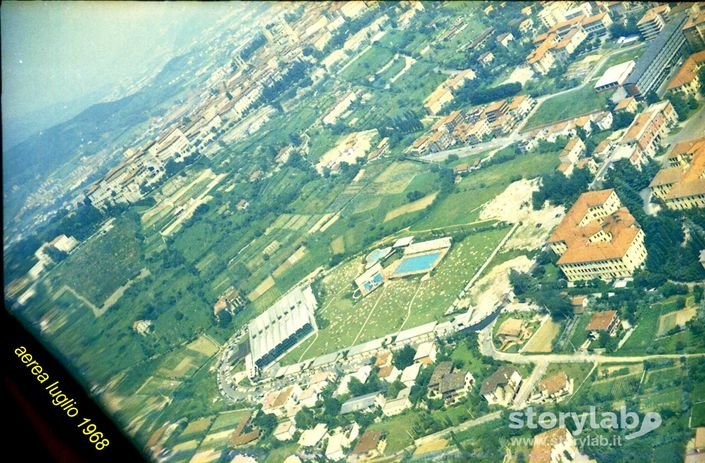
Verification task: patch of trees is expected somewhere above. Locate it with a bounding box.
[612,110,636,130]
[608,16,640,37]
[240,32,266,61]
[532,168,593,210]
[323,10,378,56]
[261,60,312,103]
[603,160,705,282]
[407,190,425,202]
[393,345,416,370]
[378,110,424,139]
[668,92,699,121]
[454,81,522,107]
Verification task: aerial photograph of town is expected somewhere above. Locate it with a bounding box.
[2,1,705,462]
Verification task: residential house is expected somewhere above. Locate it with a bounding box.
[615,96,639,114]
[586,310,620,336]
[496,318,531,349]
[576,157,599,174]
[519,18,535,36]
[497,32,515,48]
[401,363,422,387]
[481,366,523,406]
[428,362,454,395]
[529,428,585,463]
[298,423,328,448]
[413,341,437,365]
[478,51,495,67]
[340,391,385,415]
[571,295,588,315]
[298,386,319,409]
[263,385,302,417]
[684,11,705,51]
[273,420,297,441]
[382,387,413,416]
[325,423,360,461]
[378,364,401,383]
[560,137,586,164]
[619,101,678,157]
[666,50,705,97]
[594,111,613,131]
[536,372,574,402]
[349,430,387,463]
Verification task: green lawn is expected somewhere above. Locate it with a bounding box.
[367,413,416,454]
[523,84,611,131]
[341,45,395,83]
[412,149,559,231]
[281,225,509,363]
[692,402,705,427]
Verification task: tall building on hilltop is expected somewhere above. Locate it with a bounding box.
[548,189,647,282]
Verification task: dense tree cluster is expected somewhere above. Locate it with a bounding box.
[454,81,522,107]
[603,160,705,282]
[532,168,593,210]
[261,60,312,103]
[239,32,266,61]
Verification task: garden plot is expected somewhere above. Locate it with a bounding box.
[372,161,422,194]
[523,319,562,353]
[384,192,438,222]
[657,307,698,336]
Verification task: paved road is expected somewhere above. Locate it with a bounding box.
[667,103,705,146]
[479,321,705,364]
[512,361,548,409]
[421,43,646,164]
[414,411,503,446]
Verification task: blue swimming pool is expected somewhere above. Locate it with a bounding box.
[393,251,442,276]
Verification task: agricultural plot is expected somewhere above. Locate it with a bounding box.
[135,376,182,396]
[49,217,143,307]
[372,161,423,194]
[155,337,216,379]
[384,192,438,222]
[208,410,252,432]
[523,319,562,353]
[657,307,697,336]
[178,416,216,441]
[367,413,416,454]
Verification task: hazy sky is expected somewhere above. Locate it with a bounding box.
[1,2,222,123]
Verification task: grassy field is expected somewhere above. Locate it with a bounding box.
[523,84,611,131]
[367,413,416,454]
[341,45,396,83]
[281,225,509,363]
[412,149,559,231]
